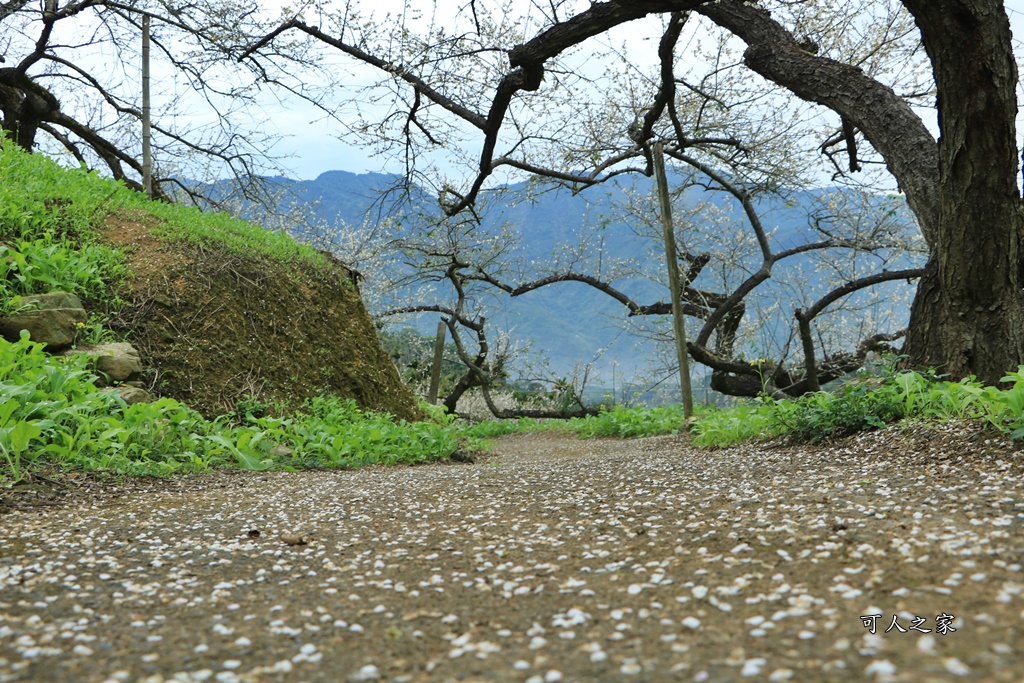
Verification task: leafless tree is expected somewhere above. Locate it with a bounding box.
[369,204,598,416]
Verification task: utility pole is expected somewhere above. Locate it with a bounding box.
[652,142,694,420]
[142,15,153,198]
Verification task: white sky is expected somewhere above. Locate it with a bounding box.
[247,0,669,179]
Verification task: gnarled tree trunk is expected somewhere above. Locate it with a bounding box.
[900,0,1024,383]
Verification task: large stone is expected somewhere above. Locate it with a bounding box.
[63,343,144,384]
[20,291,84,311]
[0,307,87,348]
[102,385,152,405]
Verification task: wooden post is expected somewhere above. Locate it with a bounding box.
[427,321,447,405]
[142,15,153,198]
[652,142,694,419]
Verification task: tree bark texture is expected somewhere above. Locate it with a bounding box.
[0,70,59,150]
[900,0,1024,382]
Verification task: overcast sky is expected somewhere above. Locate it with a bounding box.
[248,0,668,180]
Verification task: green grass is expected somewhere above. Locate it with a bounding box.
[561,404,691,439]
[692,367,1024,448]
[236,395,465,470]
[456,404,693,445]
[0,138,328,272]
[462,367,1024,450]
[0,333,470,483]
[7,139,1024,482]
[0,143,128,307]
[136,199,329,269]
[690,402,776,448]
[0,143,130,240]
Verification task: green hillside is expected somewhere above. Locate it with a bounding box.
[0,141,474,485]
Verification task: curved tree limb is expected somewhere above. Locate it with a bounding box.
[507,0,706,69]
[801,268,926,322]
[697,0,939,247]
[240,19,488,130]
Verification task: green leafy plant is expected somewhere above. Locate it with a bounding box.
[0,405,44,483]
[692,402,776,448]
[767,383,904,443]
[0,332,472,484]
[0,238,125,302]
[563,404,689,439]
[0,140,473,485]
[982,367,1024,437]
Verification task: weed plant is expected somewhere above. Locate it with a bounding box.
[693,367,1024,447]
[0,139,472,483]
[0,238,125,307]
[0,334,469,484]
[764,382,904,443]
[0,141,128,306]
[0,138,328,282]
[562,404,691,439]
[457,404,692,443]
[9,141,1024,478]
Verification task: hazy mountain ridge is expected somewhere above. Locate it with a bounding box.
[259,171,922,386]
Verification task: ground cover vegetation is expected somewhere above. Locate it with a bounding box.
[4,131,1024,505]
[3,0,1024,490]
[6,0,1022,419]
[461,364,1024,453]
[0,140,470,487]
[7,132,1012,489]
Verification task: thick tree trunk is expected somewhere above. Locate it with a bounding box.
[901,0,1024,382]
[0,70,62,151]
[0,84,42,149]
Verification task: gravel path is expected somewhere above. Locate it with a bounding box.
[2,425,1023,683]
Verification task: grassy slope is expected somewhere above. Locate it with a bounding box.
[0,141,463,482]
